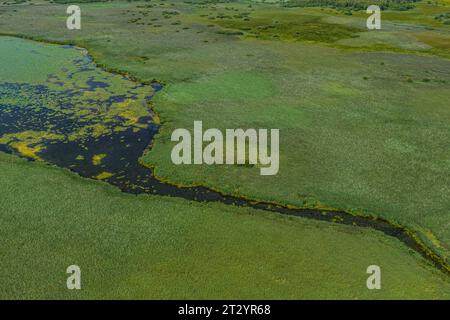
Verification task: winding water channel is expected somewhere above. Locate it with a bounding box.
[0,36,448,276]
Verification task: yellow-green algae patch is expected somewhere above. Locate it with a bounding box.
[0,131,65,160]
[9,143,43,161]
[95,171,114,180]
[92,154,107,166]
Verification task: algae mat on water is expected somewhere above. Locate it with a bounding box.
[0,36,157,181]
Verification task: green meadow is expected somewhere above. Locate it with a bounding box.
[1,152,449,299]
[0,0,449,297]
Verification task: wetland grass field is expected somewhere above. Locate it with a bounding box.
[0,0,449,299]
[1,152,450,299]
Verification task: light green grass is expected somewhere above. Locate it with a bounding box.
[0,152,449,299]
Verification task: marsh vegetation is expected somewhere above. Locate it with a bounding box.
[0,0,449,298]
